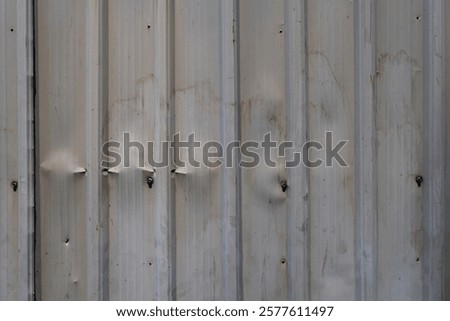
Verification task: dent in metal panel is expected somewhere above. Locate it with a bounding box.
[376,0,424,300]
[107,0,170,300]
[37,0,101,300]
[307,0,356,300]
[0,0,34,300]
[239,0,288,300]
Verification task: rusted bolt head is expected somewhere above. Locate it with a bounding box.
[147,177,154,189]
[415,176,423,187]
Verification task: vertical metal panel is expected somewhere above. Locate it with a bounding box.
[307,0,356,300]
[173,0,239,300]
[37,0,101,300]
[354,0,377,301]
[107,0,170,300]
[444,0,450,301]
[284,0,310,301]
[238,0,310,301]
[174,0,225,300]
[0,0,34,300]
[422,0,445,301]
[239,0,288,300]
[217,0,241,300]
[375,0,424,300]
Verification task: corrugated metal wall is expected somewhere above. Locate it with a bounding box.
[1,0,449,300]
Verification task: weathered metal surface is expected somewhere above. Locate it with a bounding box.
[36,0,102,300]
[107,0,171,300]
[0,0,34,300]
[422,0,445,301]
[1,0,448,301]
[239,0,308,301]
[307,0,356,300]
[375,0,424,300]
[239,0,289,300]
[173,0,240,300]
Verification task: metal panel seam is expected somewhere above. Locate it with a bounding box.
[354,0,378,301]
[423,0,445,300]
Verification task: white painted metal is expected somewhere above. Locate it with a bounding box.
[0,0,34,300]
[1,0,448,301]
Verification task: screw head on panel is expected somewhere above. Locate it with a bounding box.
[147,177,154,189]
[415,176,423,187]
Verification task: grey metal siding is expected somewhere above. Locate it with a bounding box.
[0,0,449,300]
[0,0,34,300]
